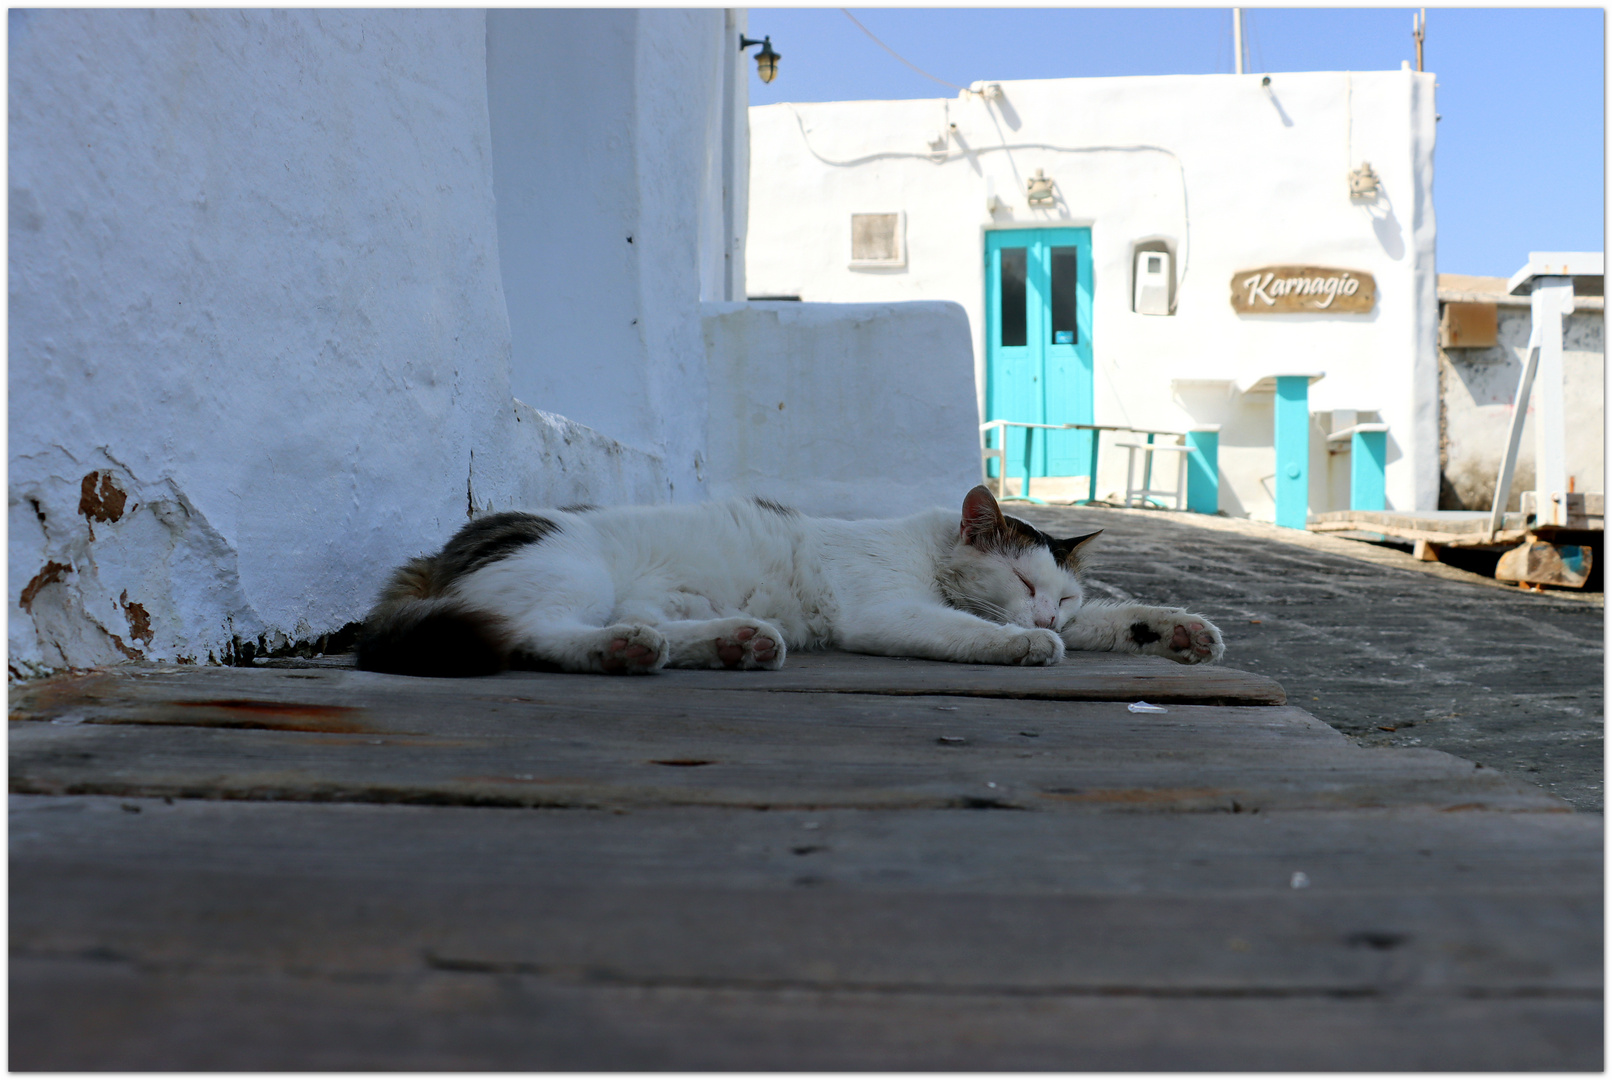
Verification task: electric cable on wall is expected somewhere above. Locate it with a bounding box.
[783,104,1194,293]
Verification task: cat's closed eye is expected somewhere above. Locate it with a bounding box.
[1013,570,1036,596]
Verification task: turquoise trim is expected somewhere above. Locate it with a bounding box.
[1274,376,1309,529]
[1185,429,1219,514]
[1350,428,1387,511]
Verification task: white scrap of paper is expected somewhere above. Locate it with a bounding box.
[1290,871,1311,889]
[1127,701,1169,714]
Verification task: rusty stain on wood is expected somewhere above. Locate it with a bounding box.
[162,699,372,734]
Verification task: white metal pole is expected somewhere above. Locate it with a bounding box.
[1233,9,1244,75]
[1488,324,1541,539]
[1531,278,1574,525]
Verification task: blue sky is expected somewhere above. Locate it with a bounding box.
[746,8,1604,277]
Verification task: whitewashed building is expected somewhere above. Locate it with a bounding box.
[746,68,1440,523]
[9,9,979,673]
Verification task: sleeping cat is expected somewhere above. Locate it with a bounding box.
[357,485,1223,677]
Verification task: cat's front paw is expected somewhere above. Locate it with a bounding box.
[714,621,787,670]
[595,624,669,674]
[1129,611,1223,665]
[1009,627,1065,666]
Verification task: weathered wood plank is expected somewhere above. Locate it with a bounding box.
[644,649,1287,705]
[9,665,1559,814]
[15,797,1600,899]
[9,663,1300,740]
[9,700,1564,812]
[11,796,1601,1070]
[12,957,1599,1071]
[20,648,1288,707]
[11,798,1599,995]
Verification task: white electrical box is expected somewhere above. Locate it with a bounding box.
[1133,248,1173,315]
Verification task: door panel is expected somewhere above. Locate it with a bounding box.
[985,228,1093,480]
[985,236,1041,477]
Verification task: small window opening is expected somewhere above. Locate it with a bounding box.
[850,212,905,268]
[999,246,1027,347]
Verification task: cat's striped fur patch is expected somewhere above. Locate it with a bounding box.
[356,512,560,676]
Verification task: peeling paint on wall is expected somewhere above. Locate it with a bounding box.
[79,471,128,528]
[9,448,266,676]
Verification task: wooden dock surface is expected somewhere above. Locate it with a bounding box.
[10,652,1602,1069]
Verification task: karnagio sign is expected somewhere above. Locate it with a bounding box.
[1231,266,1376,314]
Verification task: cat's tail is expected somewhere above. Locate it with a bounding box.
[355,557,511,677]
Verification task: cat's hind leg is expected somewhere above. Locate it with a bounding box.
[458,548,669,675]
[659,617,787,670]
[1061,601,1224,664]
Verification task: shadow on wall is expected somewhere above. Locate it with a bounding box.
[1358,191,1405,261]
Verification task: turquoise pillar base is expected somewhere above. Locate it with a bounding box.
[1273,376,1310,529]
[1185,428,1219,515]
[1351,428,1387,511]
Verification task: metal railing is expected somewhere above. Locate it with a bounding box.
[980,420,1185,505]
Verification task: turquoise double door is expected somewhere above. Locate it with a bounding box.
[984,228,1094,480]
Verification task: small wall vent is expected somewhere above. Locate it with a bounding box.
[850,212,905,269]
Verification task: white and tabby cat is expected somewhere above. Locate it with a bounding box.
[357,485,1223,677]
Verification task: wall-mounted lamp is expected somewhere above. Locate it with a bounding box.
[1025,168,1056,208]
[1347,160,1381,199]
[739,35,780,84]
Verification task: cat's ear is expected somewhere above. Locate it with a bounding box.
[1051,530,1102,566]
[960,485,1007,546]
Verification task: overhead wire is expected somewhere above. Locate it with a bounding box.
[839,10,973,95]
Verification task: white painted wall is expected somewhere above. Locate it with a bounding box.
[6,9,680,673]
[702,301,981,518]
[747,69,1440,520]
[486,8,747,499]
[9,8,975,674]
[10,9,516,672]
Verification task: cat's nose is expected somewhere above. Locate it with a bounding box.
[1034,613,1056,629]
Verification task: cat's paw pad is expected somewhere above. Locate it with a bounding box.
[1131,613,1223,665]
[715,622,786,670]
[597,625,668,674]
[1012,627,1066,666]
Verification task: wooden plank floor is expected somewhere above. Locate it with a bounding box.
[10,652,1602,1069]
